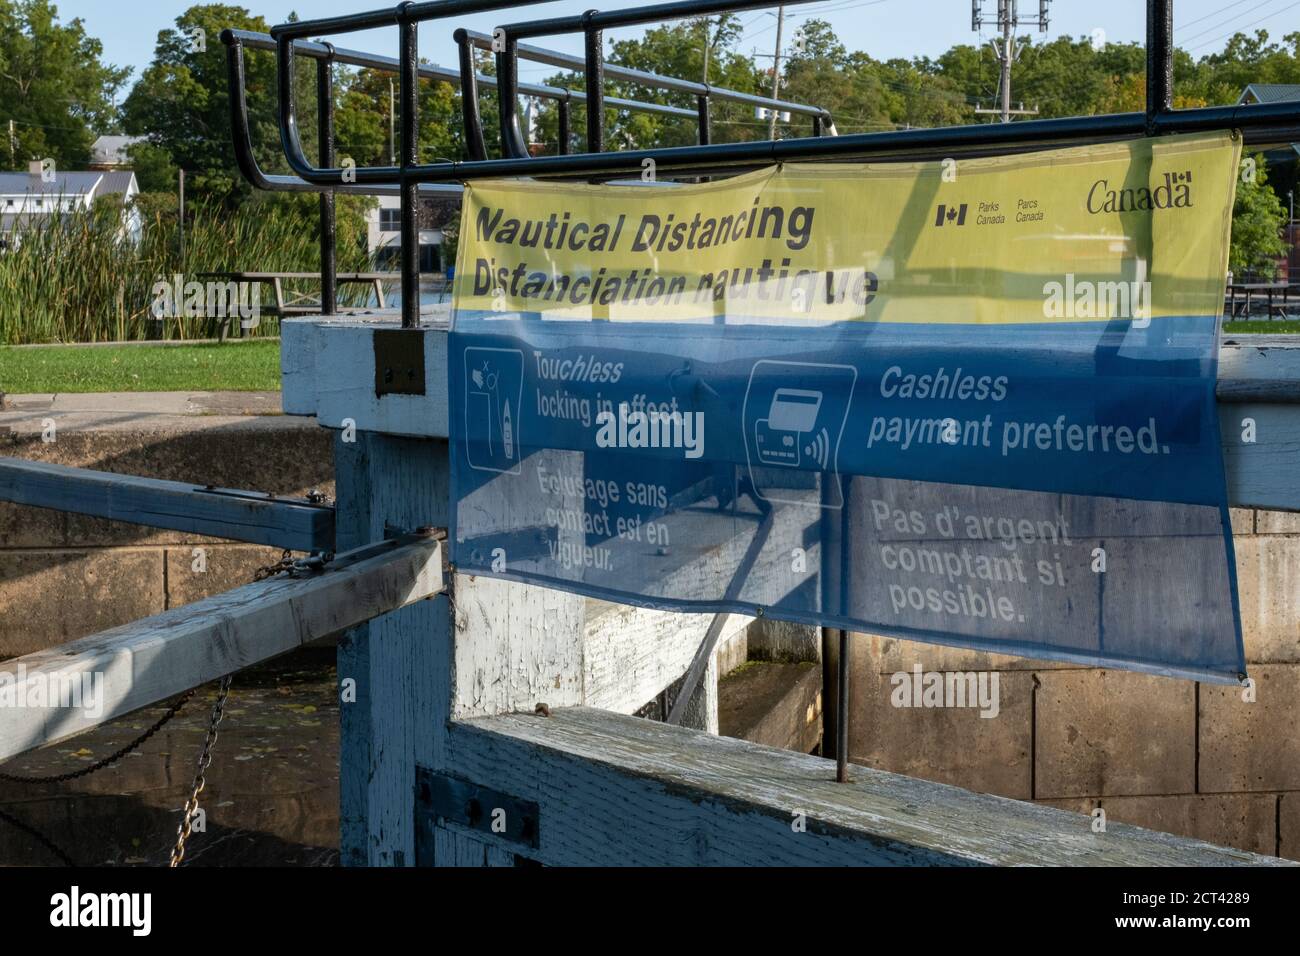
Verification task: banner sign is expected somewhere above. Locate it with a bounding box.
[449,133,1246,683]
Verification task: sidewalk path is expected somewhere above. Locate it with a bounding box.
[0,391,290,434]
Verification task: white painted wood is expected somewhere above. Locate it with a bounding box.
[451,574,586,720]
[447,707,1293,866]
[0,533,443,764]
[582,601,750,714]
[281,315,450,436]
[676,648,719,734]
[1217,335,1300,404]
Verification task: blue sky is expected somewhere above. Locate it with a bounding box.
[60,0,1300,99]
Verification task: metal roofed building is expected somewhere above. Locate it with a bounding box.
[0,164,141,251]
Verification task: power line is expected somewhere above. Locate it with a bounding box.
[1179,0,1289,45]
[1187,0,1300,51]
[1175,0,1260,33]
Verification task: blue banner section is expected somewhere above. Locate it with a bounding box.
[450,312,1245,683]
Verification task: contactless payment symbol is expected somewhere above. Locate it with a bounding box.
[743,360,856,509]
[464,346,524,475]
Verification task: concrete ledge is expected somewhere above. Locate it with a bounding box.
[719,661,822,753]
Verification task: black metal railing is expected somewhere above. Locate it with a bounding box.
[221,5,827,318]
[229,0,1300,329]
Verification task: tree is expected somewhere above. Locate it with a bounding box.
[1230,153,1289,280]
[533,15,765,153]
[120,4,275,201]
[334,66,461,169]
[780,21,893,136]
[0,0,129,168]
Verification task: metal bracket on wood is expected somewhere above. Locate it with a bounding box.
[415,767,539,861]
[374,328,426,396]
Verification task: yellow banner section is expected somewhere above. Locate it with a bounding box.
[454,133,1240,325]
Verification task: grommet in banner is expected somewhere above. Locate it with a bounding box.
[756,606,765,617]
[1230,128,1242,142]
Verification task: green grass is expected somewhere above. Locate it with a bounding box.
[1222,321,1300,335]
[0,341,281,393]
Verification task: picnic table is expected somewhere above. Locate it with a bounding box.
[1225,281,1298,321]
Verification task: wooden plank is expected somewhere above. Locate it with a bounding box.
[1217,335,1300,404]
[282,318,451,436]
[282,321,1300,512]
[0,532,443,764]
[0,457,334,552]
[445,707,1292,866]
[582,602,751,714]
[1218,402,1300,512]
[338,435,454,866]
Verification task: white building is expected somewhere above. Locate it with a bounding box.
[0,162,141,251]
[89,134,147,170]
[365,194,459,274]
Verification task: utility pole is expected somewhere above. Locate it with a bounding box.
[178,168,186,265]
[389,78,397,166]
[768,5,785,139]
[701,17,710,84]
[971,1,1049,122]
[8,119,15,168]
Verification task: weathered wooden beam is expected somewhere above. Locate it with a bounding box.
[0,532,443,764]
[442,707,1292,866]
[0,457,335,551]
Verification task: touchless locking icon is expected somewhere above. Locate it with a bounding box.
[464,347,524,475]
[743,360,856,509]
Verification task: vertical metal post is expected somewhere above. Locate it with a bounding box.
[558,99,572,155]
[496,35,531,159]
[837,630,850,783]
[1146,0,1173,135]
[696,94,710,146]
[812,114,823,137]
[583,18,605,153]
[317,48,337,316]
[454,30,488,162]
[399,13,420,329]
[820,470,846,777]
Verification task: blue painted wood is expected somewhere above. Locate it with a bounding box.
[337,432,451,866]
[0,456,334,551]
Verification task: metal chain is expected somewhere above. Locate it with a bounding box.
[168,547,331,866]
[0,691,195,785]
[1,544,333,865]
[255,549,334,581]
[169,674,232,868]
[0,806,75,866]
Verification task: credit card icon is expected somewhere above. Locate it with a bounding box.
[755,389,823,467]
[768,389,822,432]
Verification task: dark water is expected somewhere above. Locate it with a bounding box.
[0,649,338,867]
